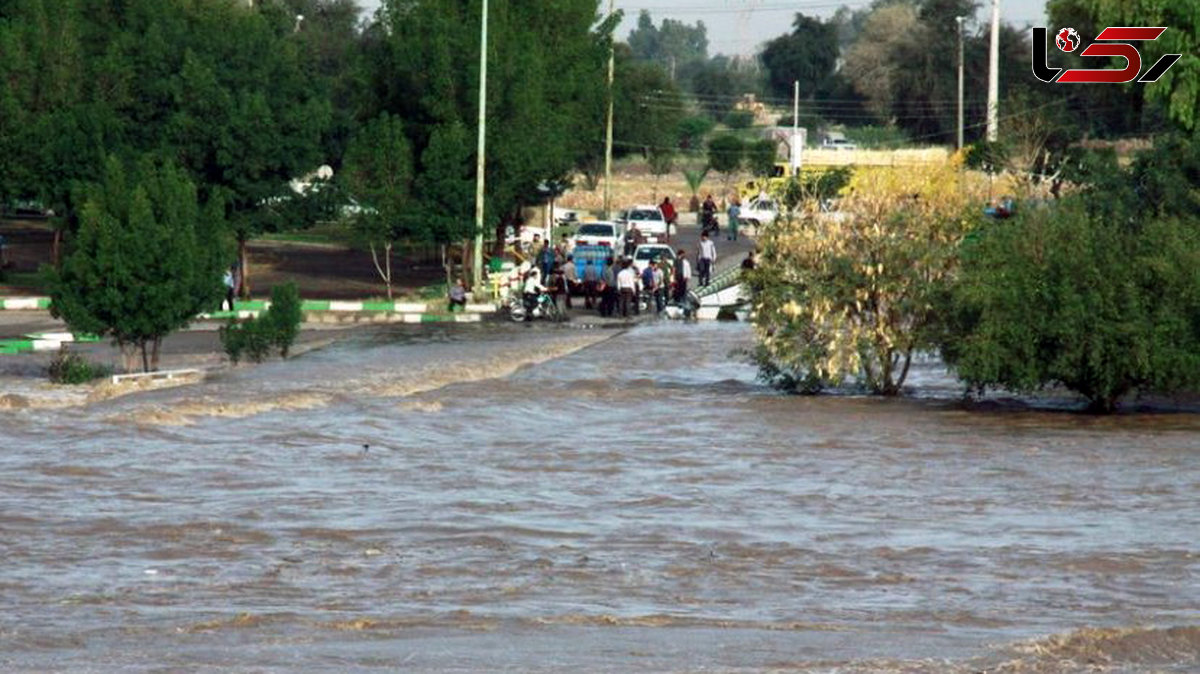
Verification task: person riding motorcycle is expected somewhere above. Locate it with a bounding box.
[522,268,545,323]
[701,194,719,236]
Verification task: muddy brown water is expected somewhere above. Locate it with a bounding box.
[1,322,1197,672]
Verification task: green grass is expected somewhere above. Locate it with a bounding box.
[256,220,356,246]
[0,270,51,293]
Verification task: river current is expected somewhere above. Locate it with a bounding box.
[1,322,1197,672]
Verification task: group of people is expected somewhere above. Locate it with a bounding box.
[515,248,697,321]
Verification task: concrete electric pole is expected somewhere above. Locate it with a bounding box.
[986,0,1000,142]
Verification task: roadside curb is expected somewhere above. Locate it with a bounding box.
[0,296,498,316]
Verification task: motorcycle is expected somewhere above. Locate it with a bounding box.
[507,291,565,323]
[700,210,720,237]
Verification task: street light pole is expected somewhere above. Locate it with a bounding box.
[986,0,1000,142]
[472,0,489,291]
[957,16,965,151]
[602,0,616,220]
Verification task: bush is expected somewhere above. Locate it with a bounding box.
[723,110,755,129]
[220,283,304,364]
[265,283,301,357]
[47,346,111,384]
[843,125,909,149]
[943,202,1200,412]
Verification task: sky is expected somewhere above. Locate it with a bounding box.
[355,0,1049,56]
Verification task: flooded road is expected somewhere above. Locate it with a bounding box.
[1,322,1197,672]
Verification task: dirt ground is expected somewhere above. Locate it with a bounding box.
[0,220,444,300]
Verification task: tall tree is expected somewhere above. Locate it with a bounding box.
[342,113,414,299]
[627,10,708,77]
[50,157,230,373]
[760,14,839,99]
[368,0,611,262]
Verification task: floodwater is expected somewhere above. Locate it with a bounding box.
[1,322,1197,673]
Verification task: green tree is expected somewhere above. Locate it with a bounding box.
[707,135,744,198]
[745,139,779,179]
[945,202,1200,412]
[369,0,609,267]
[342,113,414,299]
[760,14,840,99]
[751,163,974,395]
[627,10,708,76]
[50,157,230,373]
[1049,0,1199,132]
[648,146,675,201]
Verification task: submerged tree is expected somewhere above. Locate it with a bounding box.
[750,162,977,395]
[50,157,230,373]
[943,137,1200,412]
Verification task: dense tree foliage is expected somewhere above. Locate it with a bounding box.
[760,14,839,100]
[364,0,611,259]
[0,0,338,292]
[1049,0,1199,133]
[944,137,1200,412]
[626,10,708,77]
[751,162,977,395]
[342,113,414,298]
[50,158,230,373]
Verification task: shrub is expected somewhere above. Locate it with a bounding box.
[723,110,755,129]
[219,283,304,364]
[943,202,1200,412]
[843,125,909,149]
[47,346,112,384]
[265,283,301,357]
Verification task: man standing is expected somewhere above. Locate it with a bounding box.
[697,232,716,287]
[674,249,691,303]
[563,255,579,309]
[624,223,641,257]
[651,260,666,313]
[617,259,637,318]
[600,257,616,317]
[641,260,658,315]
[659,196,677,240]
[582,259,599,309]
[539,241,555,281]
[727,198,741,241]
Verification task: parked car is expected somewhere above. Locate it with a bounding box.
[821,138,857,151]
[738,197,779,232]
[631,244,676,274]
[572,221,623,249]
[619,205,671,242]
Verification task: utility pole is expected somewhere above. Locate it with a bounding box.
[602,0,615,220]
[791,80,800,171]
[957,16,965,151]
[986,0,1000,142]
[472,0,488,291]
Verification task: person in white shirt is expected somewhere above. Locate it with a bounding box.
[616,259,638,318]
[673,249,692,303]
[522,268,545,322]
[562,255,579,309]
[697,232,716,286]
